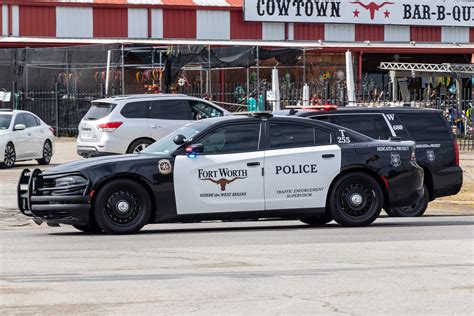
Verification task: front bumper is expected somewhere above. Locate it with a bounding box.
[387,163,424,207]
[17,169,91,225]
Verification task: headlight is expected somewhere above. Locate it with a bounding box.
[55,175,88,187]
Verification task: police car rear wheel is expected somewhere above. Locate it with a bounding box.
[386,185,429,217]
[300,213,333,226]
[93,179,151,234]
[329,173,383,227]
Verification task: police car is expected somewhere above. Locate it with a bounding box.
[18,113,424,234]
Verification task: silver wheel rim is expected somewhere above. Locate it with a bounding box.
[4,144,15,167]
[133,144,149,153]
[43,142,52,162]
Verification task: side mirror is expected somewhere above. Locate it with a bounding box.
[14,124,26,131]
[185,143,204,157]
[173,134,187,145]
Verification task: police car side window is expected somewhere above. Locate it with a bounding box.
[269,123,315,149]
[198,123,260,155]
[332,115,391,140]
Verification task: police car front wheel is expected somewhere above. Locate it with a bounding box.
[328,172,383,227]
[93,179,151,234]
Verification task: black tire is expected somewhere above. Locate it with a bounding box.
[127,138,154,154]
[385,185,429,217]
[328,172,383,227]
[0,143,16,168]
[93,179,151,234]
[37,140,52,165]
[300,213,333,226]
[72,221,102,233]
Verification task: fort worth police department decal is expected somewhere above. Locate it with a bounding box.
[390,153,401,168]
[158,159,172,175]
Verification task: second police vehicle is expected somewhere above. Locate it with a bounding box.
[18,113,424,234]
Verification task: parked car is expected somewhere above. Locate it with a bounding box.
[76,94,229,157]
[275,106,463,217]
[0,109,55,168]
[19,112,423,234]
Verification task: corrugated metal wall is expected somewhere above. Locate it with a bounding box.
[411,26,441,42]
[93,8,128,37]
[163,9,196,39]
[128,8,148,38]
[294,23,324,41]
[151,8,163,38]
[196,10,229,40]
[12,5,19,36]
[355,24,384,42]
[19,6,55,37]
[441,27,470,43]
[325,24,354,42]
[230,11,261,40]
[56,7,93,38]
[384,25,410,42]
[262,22,284,40]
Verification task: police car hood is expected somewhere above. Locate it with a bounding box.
[43,153,167,174]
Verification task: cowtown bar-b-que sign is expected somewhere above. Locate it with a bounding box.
[243,0,474,26]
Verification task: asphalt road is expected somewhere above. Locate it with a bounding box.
[1,217,473,315]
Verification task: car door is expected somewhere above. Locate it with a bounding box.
[264,121,341,210]
[11,114,29,159]
[23,113,43,157]
[149,99,193,140]
[173,122,264,214]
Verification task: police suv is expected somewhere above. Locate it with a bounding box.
[18,113,424,234]
[276,106,463,217]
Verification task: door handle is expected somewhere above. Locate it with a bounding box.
[322,154,335,158]
[247,162,260,167]
[150,125,160,129]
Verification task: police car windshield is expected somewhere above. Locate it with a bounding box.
[0,114,12,130]
[140,123,204,155]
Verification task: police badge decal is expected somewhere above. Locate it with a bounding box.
[390,153,401,167]
[427,150,435,162]
[158,159,172,175]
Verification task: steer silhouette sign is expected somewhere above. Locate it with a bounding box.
[244,0,474,27]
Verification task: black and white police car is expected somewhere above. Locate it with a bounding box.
[18,113,424,234]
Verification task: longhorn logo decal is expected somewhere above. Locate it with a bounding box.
[351,1,394,20]
[200,177,246,191]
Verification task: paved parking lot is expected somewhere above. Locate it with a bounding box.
[1,138,473,314]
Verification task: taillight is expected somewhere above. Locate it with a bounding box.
[49,127,56,136]
[98,121,123,132]
[453,140,459,166]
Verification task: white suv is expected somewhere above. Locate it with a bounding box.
[0,109,55,168]
[76,94,229,157]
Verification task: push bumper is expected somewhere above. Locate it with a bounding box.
[17,169,91,225]
[387,164,424,207]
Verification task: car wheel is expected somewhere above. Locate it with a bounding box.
[93,179,151,234]
[127,139,154,154]
[37,140,52,165]
[0,143,16,168]
[300,213,333,226]
[328,172,383,227]
[385,185,429,217]
[72,222,102,233]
